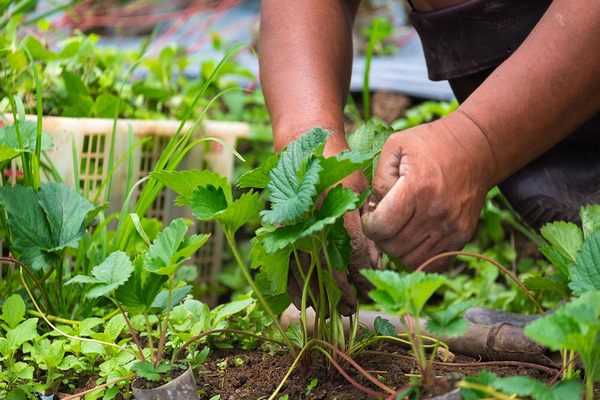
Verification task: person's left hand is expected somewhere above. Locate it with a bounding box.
[362,113,495,269]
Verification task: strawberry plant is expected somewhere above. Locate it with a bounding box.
[67,218,210,383]
[361,270,470,387]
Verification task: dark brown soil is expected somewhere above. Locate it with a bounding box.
[195,343,556,400]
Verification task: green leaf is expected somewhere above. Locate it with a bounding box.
[152,169,232,205]
[581,204,600,239]
[569,230,600,295]
[326,218,351,271]
[115,261,167,314]
[374,316,396,336]
[214,191,263,234]
[524,291,600,354]
[540,221,583,263]
[67,251,133,299]
[132,361,171,382]
[191,185,229,221]
[63,70,89,97]
[0,183,92,270]
[2,294,26,329]
[237,154,278,189]
[93,93,120,118]
[252,239,292,296]
[260,128,329,225]
[316,151,370,192]
[261,157,322,226]
[362,270,446,317]
[144,218,207,275]
[39,182,95,250]
[0,121,53,152]
[7,318,38,350]
[261,186,359,253]
[22,35,56,61]
[426,300,474,338]
[0,144,22,162]
[151,285,192,310]
[491,376,582,400]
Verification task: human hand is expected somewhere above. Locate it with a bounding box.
[362,113,495,270]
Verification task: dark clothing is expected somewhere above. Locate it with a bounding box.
[410,0,600,228]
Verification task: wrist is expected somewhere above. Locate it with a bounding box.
[436,110,499,189]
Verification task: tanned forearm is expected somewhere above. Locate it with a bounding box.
[455,0,600,187]
[259,0,360,155]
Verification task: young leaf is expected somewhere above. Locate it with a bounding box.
[581,205,600,239]
[569,230,600,295]
[2,294,26,329]
[151,285,192,310]
[261,157,322,226]
[0,121,53,152]
[362,270,446,317]
[6,318,38,351]
[191,185,229,220]
[426,300,474,338]
[144,218,207,275]
[316,151,370,192]
[237,153,278,189]
[132,361,171,382]
[374,316,396,337]
[67,251,134,299]
[540,221,583,263]
[252,239,292,296]
[261,186,359,253]
[260,128,329,225]
[115,261,167,314]
[152,169,232,205]
[213,191,263,234]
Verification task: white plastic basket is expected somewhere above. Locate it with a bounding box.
[2,115,250,301]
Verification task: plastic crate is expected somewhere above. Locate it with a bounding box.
[2,115,250,302]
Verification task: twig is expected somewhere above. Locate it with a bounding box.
[111,299,146,362]
[416,251,544,313]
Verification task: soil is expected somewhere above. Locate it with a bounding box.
[195,343,557,400]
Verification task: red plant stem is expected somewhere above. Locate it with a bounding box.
[416,250,544,313]
[314,340,396,395]
[363,350,559,376]
[317,348,388,399]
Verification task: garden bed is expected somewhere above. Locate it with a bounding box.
[196,344,556,400]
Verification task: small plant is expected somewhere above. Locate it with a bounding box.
[361,269,470,388]
[67,218,210,383]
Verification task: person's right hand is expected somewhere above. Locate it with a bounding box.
[362,113,495,270]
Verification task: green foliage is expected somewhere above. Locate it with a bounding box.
[0,182,93,270]
[132,361,171,382]
[461,371,582,400]
[426,300,475,338]
[525,291,600,396]
[68,251,134,299]
[569,231,600,295]
[144,218,209,276]
[260,128,329,225]
[1,294,26,329]
[373,316,396,337]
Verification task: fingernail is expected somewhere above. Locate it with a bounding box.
[367,200,377,212]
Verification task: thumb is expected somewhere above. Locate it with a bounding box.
[362,176,415,242]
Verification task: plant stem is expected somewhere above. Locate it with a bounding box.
[314,346,388,399]
[155,280,174,365]
[27,310,78,326]
[268,340,314,400]
[416,250,544,313]
[110,298,146,362]
[224,231,295,352]
[144,314,156,364]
